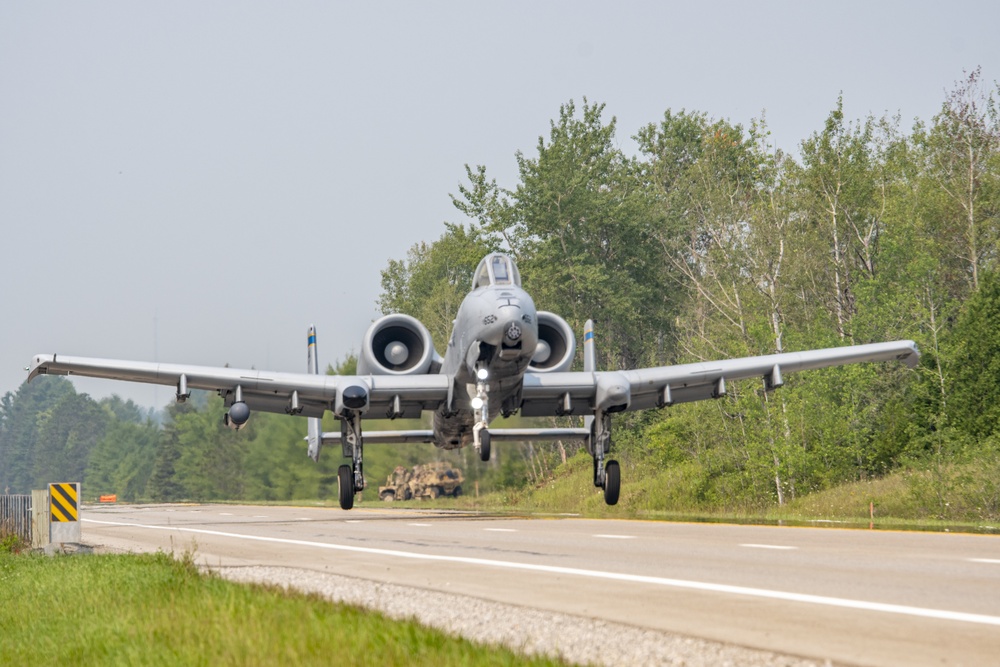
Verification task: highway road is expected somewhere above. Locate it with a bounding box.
[78,504,1000,666]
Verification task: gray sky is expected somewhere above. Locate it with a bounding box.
[2,1,998,410]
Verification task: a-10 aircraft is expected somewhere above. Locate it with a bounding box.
[27,253,920,510]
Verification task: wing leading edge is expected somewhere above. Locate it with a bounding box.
[518,340,920,415]
[26,354,450,419]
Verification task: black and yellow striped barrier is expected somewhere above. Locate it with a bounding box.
[49,482,78,522]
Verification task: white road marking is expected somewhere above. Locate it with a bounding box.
[484,528,517,532]
[83,518,1000,628]
[594,534,636,539]
[345,520,363,524]
[408,523,432,527]
[741,544,798,550]
[296,518,312,521]
[969,558,1000,564]
[219,513,233,516]
[253,515,268,519]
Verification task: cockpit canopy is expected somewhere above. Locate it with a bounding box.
[473,253,522,289]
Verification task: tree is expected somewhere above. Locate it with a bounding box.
[0,377,76,493]
[797,98,896,342]
[915,68,1000,294]
[85,419,159,501]
[946,271,1000,440]
[493,99,672,370]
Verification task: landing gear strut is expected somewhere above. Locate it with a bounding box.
[472,366,491,462]
[338,411,365,510]
[590,412,620,506]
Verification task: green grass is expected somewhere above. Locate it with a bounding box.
[0,551,572,667]
[381,451,1000,534]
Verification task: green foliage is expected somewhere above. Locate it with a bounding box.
[946,271,1000,439]
[0,376,76,493]
[326,352,358,376]
[0,531,28,554]
[0,552,568,666]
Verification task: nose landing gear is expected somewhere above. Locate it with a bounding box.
[472,366,491,462]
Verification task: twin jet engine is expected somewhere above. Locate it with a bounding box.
[357,311,576,376]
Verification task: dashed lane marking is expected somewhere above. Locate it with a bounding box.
[741,544,798,550]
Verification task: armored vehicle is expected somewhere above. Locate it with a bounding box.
[378,462,464,501]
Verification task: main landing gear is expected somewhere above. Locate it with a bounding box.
[337,411,365,510]
[590,412,620,506]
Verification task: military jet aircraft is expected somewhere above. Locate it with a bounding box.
[27,253,919,510]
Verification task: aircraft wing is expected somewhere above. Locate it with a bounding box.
[518,340,920,416]
[28,339,918,421]
[26,354,450,419]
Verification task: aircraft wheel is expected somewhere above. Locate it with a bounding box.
[603,459,620,506]
[338,464,355,510]
[452,486,462,498]
[479,430,491,462]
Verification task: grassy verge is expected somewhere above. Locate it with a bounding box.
[0,551,570,667]
[379,451,1000,533]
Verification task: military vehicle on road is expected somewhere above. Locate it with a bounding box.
[378,462,464,501]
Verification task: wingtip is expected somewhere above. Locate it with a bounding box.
[26,354,55,382]
[900,341,921,369]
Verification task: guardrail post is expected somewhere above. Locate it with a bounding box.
[31,489,50,548]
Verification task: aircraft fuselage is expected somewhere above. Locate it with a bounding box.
[433,282,539,448]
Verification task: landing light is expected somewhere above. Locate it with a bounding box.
[471,397,484,409]
[476,368,489,381]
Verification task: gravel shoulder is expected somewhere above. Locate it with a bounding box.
[211,564,830,667]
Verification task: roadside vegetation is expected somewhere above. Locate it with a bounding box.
[0,550,569,667]
[3,69,1000,526]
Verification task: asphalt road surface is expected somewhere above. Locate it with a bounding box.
[78,504,1000,666]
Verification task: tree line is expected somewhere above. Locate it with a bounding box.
[2,69,999,518]
[0,376,510,501]
[382,69,1000,517]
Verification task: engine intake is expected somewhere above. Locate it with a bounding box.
[358,314,437,375]
[527,312,576,373]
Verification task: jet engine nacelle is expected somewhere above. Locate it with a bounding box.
[358,314,437,375]
[527,311,576,373]
[223,401,251,430]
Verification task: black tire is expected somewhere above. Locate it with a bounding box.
[452,486,462,498]
[603,459,620,506]
[479,430,491,462]
[338,464,355,510]
[380,490,395,502]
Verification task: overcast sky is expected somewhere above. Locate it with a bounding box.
[2,1,999,410]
